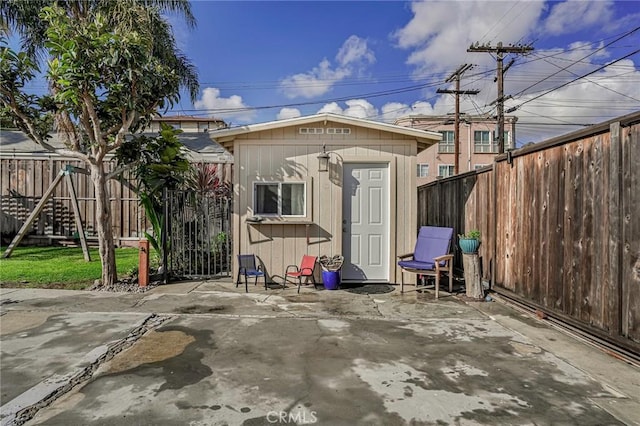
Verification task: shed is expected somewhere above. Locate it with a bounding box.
[210,113,441,284]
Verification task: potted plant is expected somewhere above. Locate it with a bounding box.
[458,230,481,254]
[319,255,344,290]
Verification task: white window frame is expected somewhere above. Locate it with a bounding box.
[438,131,455,153]
[326,128,351,135]
[474,130,498,153]
[417,163,429,177]
[438,164,455,178]
[299,128,324,135]
[252,178,312,220]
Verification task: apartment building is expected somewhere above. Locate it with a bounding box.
[395,115,518,185]
[147,115,232,163]
[148,115,227,133]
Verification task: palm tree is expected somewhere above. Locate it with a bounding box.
[0,0,199,286]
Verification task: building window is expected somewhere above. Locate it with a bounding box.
[417,164,429,177]
[165,122,181,130]
[326,128,351,135]
[254,182,306,216]
[198,122,209,132]
[438,131,455,153]
[438,164,455,178]
[474,164,488,170]
[474,130,498,153]
[299,128,324,135]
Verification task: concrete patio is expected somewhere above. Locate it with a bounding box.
[1,280,639,425]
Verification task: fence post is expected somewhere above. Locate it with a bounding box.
[138,238,149,287]
[162,187,169,284]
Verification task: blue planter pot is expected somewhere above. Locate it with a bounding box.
[322,270,341,290]
[459,238,480,254]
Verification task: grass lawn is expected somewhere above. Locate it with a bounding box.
[0,246,140,290]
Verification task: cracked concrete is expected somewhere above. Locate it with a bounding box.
[0,280,639,425]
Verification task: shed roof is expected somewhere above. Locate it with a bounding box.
[209,113,442,154]
[0,130,229,161]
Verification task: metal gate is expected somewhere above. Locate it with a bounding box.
[165,190,232,279]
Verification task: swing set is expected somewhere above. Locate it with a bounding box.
[3,165,92,261]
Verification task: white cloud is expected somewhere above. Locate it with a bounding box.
[393,1,545,75]
[193,87,255,124]
[544,0,614,35]
[317,102,344,115]
[317,99,379,119]
[277,108,301,120]
[280,35,375,99]
[507,59,640,143]
[336,35,376,67]
[380,101,437,123]
[390,1,638,143]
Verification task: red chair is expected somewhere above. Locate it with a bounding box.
[285,255,318,293]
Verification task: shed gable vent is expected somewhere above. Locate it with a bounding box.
[299,128,324,135]
[326,128,351,135]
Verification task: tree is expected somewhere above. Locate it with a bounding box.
[0,0,198,286]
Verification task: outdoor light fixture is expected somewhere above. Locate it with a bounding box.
[317,144,330,172]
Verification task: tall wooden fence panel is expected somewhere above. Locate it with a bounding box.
[417,170,494,278]
[1,157,232,247]
[1,157,145,245]
[418,113,640,351]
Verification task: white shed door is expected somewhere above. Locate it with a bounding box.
[342,163,389,281]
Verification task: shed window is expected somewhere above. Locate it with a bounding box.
[254,182,306,216]
[299,128,324,135]
[326,128,351,135]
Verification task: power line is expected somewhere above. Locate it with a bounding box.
[468,41,534,152]
[507,47,640,113]
[512,25,640,98]
[436,64,480,174]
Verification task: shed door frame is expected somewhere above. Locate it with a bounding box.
[341,160,394,282]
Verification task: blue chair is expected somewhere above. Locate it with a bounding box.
[397,226,454,299]
[236,254,266,292]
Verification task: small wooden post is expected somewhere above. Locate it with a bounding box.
[139,239,149,287]
[463,253,483,299]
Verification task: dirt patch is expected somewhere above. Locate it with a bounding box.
[0,311,50,335]
[174,305,232,314]
[105,330,195,374]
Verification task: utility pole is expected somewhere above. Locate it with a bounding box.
[437,64,479,174]
[467,42,533,153]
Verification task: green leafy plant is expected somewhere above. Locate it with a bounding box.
[459,230,481,240]
[118,124,193,263]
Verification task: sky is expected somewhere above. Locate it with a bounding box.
[165,0,640,146]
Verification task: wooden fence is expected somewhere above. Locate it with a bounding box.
[0,156,232,247]
[418,112,640,352]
